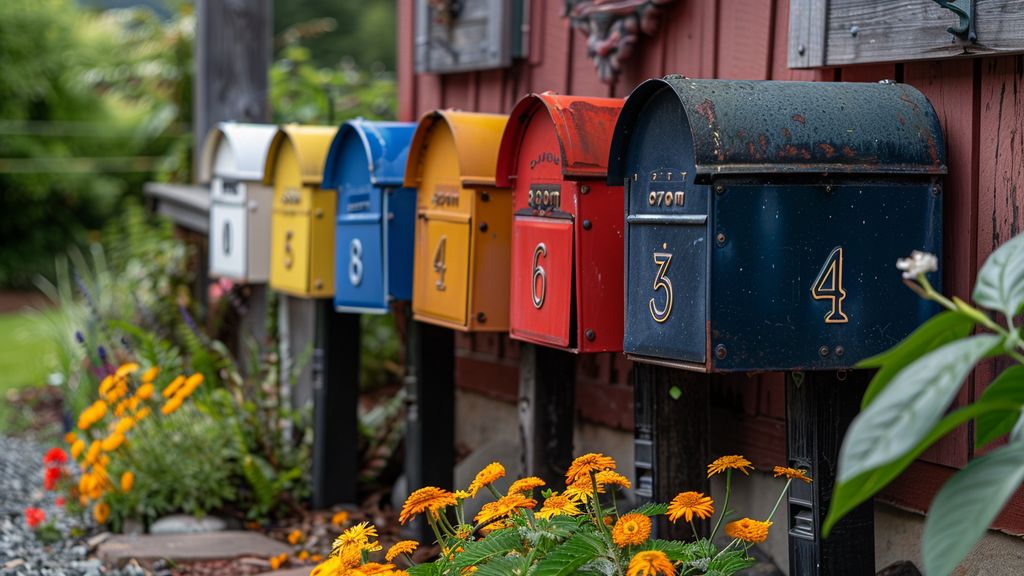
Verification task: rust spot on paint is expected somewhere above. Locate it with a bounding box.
[818,143,836,158]
[694,99,717,124]
[759,134,768,154]
[781,127,792,140]
[841,145,857,158]
[747,142,758,159]
[896,114,907,126]
[924,131,940,166]
[792,114,806,124]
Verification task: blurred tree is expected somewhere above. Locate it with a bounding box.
[274,0,396,71]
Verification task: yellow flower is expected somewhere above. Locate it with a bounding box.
[359,563,399,575]
[70,439,85,460]
[116,363,140,377]
[135,407,152,421]
[162,375,186,398]
[98,376,115,397]
[176,373,204,399]
[707,455,754,478]
[565,453,616,485]
[595,470,632,490]
[85,441,101,465]
[297,550,309,561]
[333,522,380,554]
[101,433,125,452]
[535,493,581,520]
[474,494,536,526]
[64,432,77,445]
[331,510,350,526]
[120,471,134,492]
[667,491,714,523]
[136,383,154,400]
[114,417,133,435]
[454,490,472,500]
[310,556,341,576]
[287,529,303,545]
[468,462,506,496]
[142,366,160,384]
[627,551,675,576]
[612,513,652,547]
[507,476,546,496]
[161,396,183,416]
[564,475,604,503]
[772,466,812,484]
[725,518,772,543]
[399,487,457,524]
[93,502,110,524]
[269,552,288,570]
[385,540,419,562]
[479,520,508,535]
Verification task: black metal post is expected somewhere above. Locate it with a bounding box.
[518,344,576,488]
[311,300,360,508]
[786,370,875,575]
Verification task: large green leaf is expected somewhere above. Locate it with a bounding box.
[975,365,1024,449]
[838,335,1002,483]
[453,529,522,568]
[973,232,1024,319]
[532,532,607,576]
[923,440,1024,576]
[858,311,976,408]
[825,399,1021,535]
[627,503,669,517]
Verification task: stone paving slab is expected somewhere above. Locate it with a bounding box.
[255,568,310,576]
[97,530,290,564]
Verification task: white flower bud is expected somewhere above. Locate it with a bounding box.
[896,250,939,279]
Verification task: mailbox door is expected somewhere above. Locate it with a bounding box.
[270,210,311,295]
[336,209,386,312]
[385,188,417,302]
[510,216,574,347]
[413,213,471,327]
[210,203,248,279]
[575,182,625,353]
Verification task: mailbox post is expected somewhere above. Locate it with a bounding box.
[402,110,512,535]
[264,125,358,507]
[608,77,945,573]
[496,93,625,484]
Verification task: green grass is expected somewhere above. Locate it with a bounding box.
[0,310,58,399]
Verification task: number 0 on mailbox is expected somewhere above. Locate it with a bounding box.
[497,93,625,352]
[608,78,945,371]
[405,110,512,331]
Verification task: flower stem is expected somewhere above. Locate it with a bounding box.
[766,478,793,523]
[590,471,609,536]
[709,470,731,542]
[426,514,447,549]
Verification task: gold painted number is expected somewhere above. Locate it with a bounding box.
[811,246,848,324]
[433,236,447,291]
[649,251,674,323]
[532,243,547,309]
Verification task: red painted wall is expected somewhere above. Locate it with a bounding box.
[398,0,1024,533]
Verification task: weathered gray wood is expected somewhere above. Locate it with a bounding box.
[788,0,829,69]
[518,344,576,488]
[791,0,1024,68]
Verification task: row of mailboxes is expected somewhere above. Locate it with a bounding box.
[200,77,946,372]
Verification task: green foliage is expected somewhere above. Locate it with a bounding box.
[274,0,396,70]
[827,231,1024,575]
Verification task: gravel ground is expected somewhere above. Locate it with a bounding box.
[0,435,142,576]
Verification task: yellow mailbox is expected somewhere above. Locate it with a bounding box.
[264,125,339,298]
[405,110,512,331]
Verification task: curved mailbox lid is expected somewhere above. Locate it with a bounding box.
[263,125,339,187]
[404,110,509,187]
[496,92,624,186]
[324,119,417,189]
[200,123,278,183]
[608,76,948,184]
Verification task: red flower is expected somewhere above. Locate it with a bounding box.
[44,467,63,491]
[24,507,45,528]
[43,447,68,467]
[55,497,66,507]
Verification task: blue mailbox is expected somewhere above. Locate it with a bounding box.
[324,119,417,313]
[608,77,946,372]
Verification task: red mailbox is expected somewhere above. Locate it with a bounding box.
[497,93,625,353]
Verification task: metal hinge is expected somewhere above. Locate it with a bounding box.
[931,0,977,43]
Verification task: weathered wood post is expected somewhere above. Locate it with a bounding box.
[518,345,576,487]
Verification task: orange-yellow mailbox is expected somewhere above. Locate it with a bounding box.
[264,125,339,298]
[405,110,512,331]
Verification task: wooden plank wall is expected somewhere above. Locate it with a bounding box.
[397,0,1024,533]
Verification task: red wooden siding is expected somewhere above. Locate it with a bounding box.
[397,0,1024,534]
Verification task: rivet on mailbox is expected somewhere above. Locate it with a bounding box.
[608,78,946,371]
[497,93,625,352]
[404,111,512,331]
[324,119,417,314]
[264,125,340,299]
[200,123,277,283]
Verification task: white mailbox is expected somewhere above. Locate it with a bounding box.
[200,123,277,283]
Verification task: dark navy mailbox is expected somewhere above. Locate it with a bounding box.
[608,77,945,372]
[324,119,417,313]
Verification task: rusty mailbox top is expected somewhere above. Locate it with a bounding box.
[199,122,278,183]
[404,110,509,188]
[608,76,947,185]
[323,119,415,189]
[263,125,339,187]
[496,92,624,185]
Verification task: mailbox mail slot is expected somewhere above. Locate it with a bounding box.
[200,123,277,283]
[264,125,339,298]
[608,77,945,371]
[324,119,417,313]
[496,93,625,352]
[404,110,512,331]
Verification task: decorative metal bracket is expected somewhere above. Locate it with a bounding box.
[931,0,977,42]
[564,0,679,84]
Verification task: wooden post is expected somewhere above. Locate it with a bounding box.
[633,364,711,539]
[403,316,455,539]
[518,344,576,487]
[310,300,360,508]
[786,370,875,576]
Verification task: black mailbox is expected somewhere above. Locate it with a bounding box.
[608,77,945,372]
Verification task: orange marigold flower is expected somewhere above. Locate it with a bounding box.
[136,383,154,400]
[667,491,714,523]
[135,407,152,421]
[141,366,160,384]
[333,521,380,553]
[114,418,133,435]
[98,376,115,397]
[707,455,754,478]
[93,502,110,524]
[612,513,652,547]
[772,466,812,484]
[85,441,101,465]
[115,363,140,377]
[479,520,508,535]
[627,550,675,576]
[596,470,632,490]
[331,510,350,526]
[120,471,134,492]
[507,476,546,496]
[162,375,186,398]
[287,529,303,545]
[161,396,183,416]
[564,475,605,503]
[473,493,536,526]
[70,439,85,460]
[297,550,309,561]
[310,556,341,576]
[385,540,419,562]
[359,562,399,575]
[101,433,125,452]
[565,453,616,485]
[400,487,457,524]
[725,518,772,544]
[269,552,288,570]
[64,432,77,445]
[468,462,506,497]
